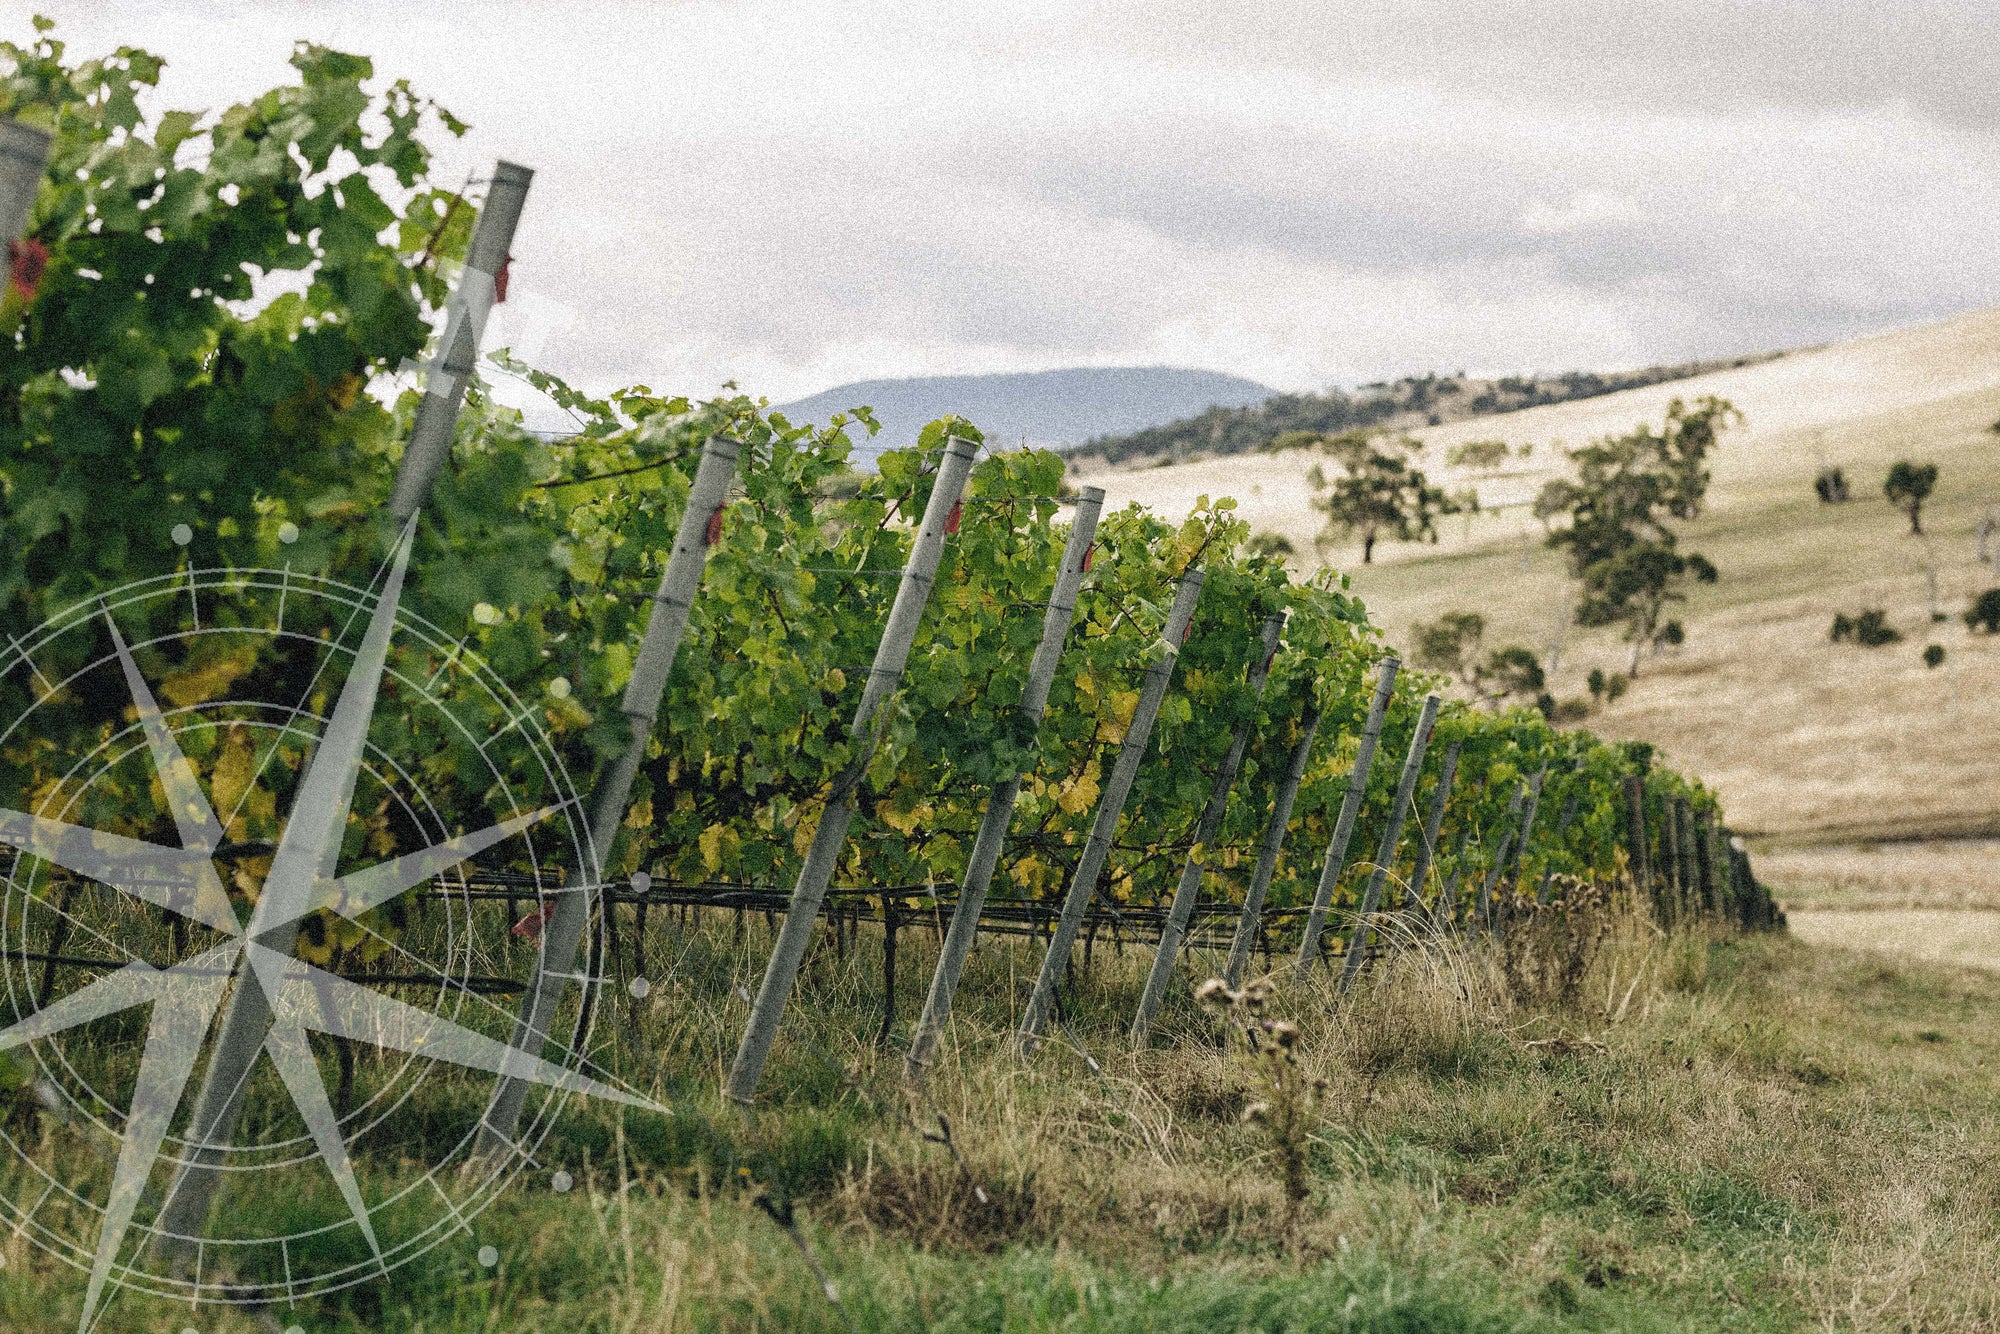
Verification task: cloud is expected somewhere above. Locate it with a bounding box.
[19,1,2000,411]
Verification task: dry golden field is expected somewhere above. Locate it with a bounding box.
[1073,305,2000,845]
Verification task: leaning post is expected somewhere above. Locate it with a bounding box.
[1131,612,1287,1043]
[1474,780,1527,931]
[1623,775,1654,916]
[725,438,979,1107]
[1223,701,1322,988]
[480,433,740,1150]
[1339,693,1440,991]
[903,488,1105,1081]
[1293,656,1399,978]
[0,119,51,248]
[391,162,535,525]
[1015,572,1206,1056]
[1402,739,1460,915]
[156,164,535,1261]
[1504,765,1549,894]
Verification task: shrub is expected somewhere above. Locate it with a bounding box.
[1831,610,1900,646]
[1813,467,1849,503]
[1445,439,1510,472]
[1549,696,1592,724]
[1923,644,1945,669]
[1965,588,2000,633]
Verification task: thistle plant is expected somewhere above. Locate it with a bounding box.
[1195,976,1323,1230]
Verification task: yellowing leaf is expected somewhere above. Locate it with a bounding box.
[624,796,654,830]
[699,823,725,874]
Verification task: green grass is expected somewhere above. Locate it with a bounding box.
[6,905,2000,1332]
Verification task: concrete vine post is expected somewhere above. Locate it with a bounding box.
[1403,739,1461,915]
[1223,701,1321,989]
[1015,572,1206,1056]
[1131,612,1287,1044]
[1294,656,1399,978]
[1707,814,1731,920]
[390,162,535,525]
[1537,785,1581,903]
[903,488,1106,1081]
[1677,800,1701,916]
[725,437,979,1107]
[1505,765,1549,895]
[481,433,741,1150]
[0,119,51,248]
[156,164,535,1262]
[1433,827,1471,930]
[1339,692,1441,992]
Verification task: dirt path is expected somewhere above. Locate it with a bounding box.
[1767,839,2000,969]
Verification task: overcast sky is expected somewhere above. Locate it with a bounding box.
[23,1,2000,405]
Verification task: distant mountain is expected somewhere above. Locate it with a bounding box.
[775,367,1277,455]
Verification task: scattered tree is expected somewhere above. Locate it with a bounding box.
[1965,588,2000,634]
[1305,431,1460,563]
[1813,467,1849,503]
[1246,531,1296,563]
[1923,644,1946,669]
[1408,609,1546,707]
[1830,610,1900,646]
[1884,460,1939,536]
[1534,397,1738,674]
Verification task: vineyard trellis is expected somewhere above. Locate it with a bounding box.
[0,35,1780,1155]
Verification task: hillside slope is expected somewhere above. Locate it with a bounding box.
[1073,305,2000,843]
[777,366,1274,454]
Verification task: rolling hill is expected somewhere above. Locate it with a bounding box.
[776,366,1274,454]
[1072,304,2000,846]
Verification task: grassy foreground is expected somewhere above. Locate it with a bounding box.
[5,906,1999,1333]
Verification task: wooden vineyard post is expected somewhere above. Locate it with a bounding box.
[0,120,50,248]
[1015,572,1206,1057]
[904,488,1106,1081]
[725,437,979,1107]
[1475,781,1527,932]
[1131,612,1287,1044]
[1294,656,1400,978]
[1223,702,1322,988]
[1624,775,1654,916]
[1402,739,1460,915]
[157,164,537,1257]
[1339,692,1441,992]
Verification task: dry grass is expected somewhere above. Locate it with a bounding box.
[15,891,2000,1331]
[1073,305,2000,843]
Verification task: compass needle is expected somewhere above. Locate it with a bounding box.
[105,615,224,856]
[0,810,238,938]
[311,804,563,922]
[264,948,662,1113]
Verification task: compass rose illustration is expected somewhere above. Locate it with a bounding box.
[0,520,663,1329]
